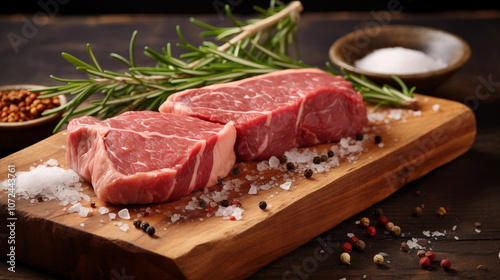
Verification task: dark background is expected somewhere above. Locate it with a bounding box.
[3,0,500,15]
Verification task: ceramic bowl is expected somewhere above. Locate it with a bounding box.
[329,25,471,93]
[0,84,66,152]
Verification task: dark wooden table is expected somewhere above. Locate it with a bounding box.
[1,9,499,280]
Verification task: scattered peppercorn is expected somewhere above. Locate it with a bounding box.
[217,176,223,185]
[133,219,141,229]
[286,162,295,171]
[419,256,431,268]
[373,254,384,265]
[355,133,363,141]
[320,154,328,162]
[304,169,313,178]
[340,252,351,265]
[367,226,376,237]
[36,195,43,202]
[413,206,423,217]
[440,259,452,270]
[348,236,359,245]
[313,156,321,164]
[391,225,401,236]
[354,240,366,251]
[341,242,352,253]
[360,217,370,227]
[140,221,150,231]
[199,199,207,208]
[327,150,334,157]
[417,250,426,259]
[278,155,287,164]
[400,241,409,252]
[374,135,382,144]
[229,215,236,220]
[90,202,96,208]
[477,264,485,271]
[232,167,240,175]
[259,201,267,210]
[221,199,229,207]
[474,222,482,228]
[372,208,383,217]
[425,251,436,261]
[436,207,447,217]
[385,222,394,232]
[377,216,388,226]
[145,225,155,236]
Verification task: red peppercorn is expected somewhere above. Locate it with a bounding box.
[229,215,236,220]
[377,216,388,226]
[425,251,436,261]
[367,226,376,237]
[419,256,431,268]
[440,259,452,270]
[348,236,359,245]
[341,242,352,253]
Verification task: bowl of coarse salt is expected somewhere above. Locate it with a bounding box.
[329,25,471,93]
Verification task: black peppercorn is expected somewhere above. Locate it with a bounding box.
[374,135,382,144]
[372,208,383,217]
[133,219,141,229]
[232,167,240,175]
[221,199,229,207]
[278,155,287,164]
[146,226,155,236]
[304,169,313,178]
[199,199,207,208]
[327,150,334,157]
[320,155,328,162]
[259,201,267,210]
[140,221,150,231]
[286,162,295,171]
[356,133,364,141]
[313,156,321,164]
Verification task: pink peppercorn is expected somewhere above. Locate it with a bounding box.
[419,256,431,268]
[341,242,352,253]
[229,215,236,220]
[367,226,376,237]
[440,259,452,270]
[349,236,359,245]
[377,216,388,226]
[425,251,436,261]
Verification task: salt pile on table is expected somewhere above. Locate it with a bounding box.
[1,159,88,206]
[354,47,447,74]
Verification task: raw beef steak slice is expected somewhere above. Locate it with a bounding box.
[66,111,237,205]
[160,68,367,161]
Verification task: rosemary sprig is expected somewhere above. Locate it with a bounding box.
[35,1,417,133]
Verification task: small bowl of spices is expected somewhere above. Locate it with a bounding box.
[329,25,471,92]
[0,84,66,153]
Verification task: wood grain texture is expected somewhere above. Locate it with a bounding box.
[0,94,476,279]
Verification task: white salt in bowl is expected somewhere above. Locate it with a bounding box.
[329,25,471,93]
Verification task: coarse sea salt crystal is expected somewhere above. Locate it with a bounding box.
[432,104,440,111]
[68,203,81,213]
[109,213,116,220]
[98,207,109,214]
[268,156,280,168]
[279,181,292,190]
[79,207,90,217]
[118,208,130,219]
[354,47,447,74]
[119,224,129,232]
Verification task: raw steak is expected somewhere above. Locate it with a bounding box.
[160,68,367,161]
[66,111,237,205]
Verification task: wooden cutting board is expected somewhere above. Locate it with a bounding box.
[0,94,475,280]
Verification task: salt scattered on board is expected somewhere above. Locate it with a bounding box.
[354,47,447,74]
[1,159,87,206]
[118,208,131,219]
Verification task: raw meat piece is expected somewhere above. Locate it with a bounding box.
[66,111,236,205]
[160,68,367,160]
